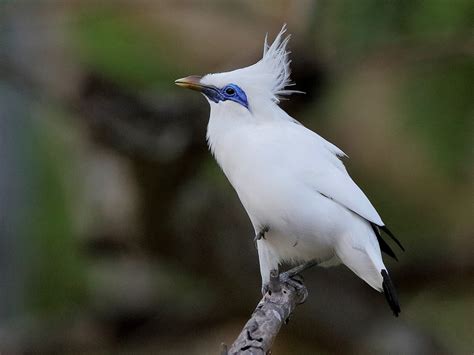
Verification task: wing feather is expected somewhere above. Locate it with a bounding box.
[260,120,385,227]
[310,168,384,226]
[294,128,385,227]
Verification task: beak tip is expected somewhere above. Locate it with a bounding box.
[174,75,204,91]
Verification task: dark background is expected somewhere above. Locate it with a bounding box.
[0,1,473,353]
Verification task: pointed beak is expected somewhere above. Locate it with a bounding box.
[175,75,205,92]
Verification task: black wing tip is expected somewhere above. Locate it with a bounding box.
[381,269,401,317]
[315,193,406,254]
[381,238,399,261]
[370,223,398,261]
[380,225,406,252]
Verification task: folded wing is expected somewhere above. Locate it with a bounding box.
[284,122,404,258]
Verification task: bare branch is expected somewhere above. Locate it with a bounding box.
[226,270,309,354]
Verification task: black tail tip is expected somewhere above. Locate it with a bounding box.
[381,269,401,317]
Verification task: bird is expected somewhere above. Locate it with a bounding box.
[175,25,404,316]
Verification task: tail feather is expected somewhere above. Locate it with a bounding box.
[381,269,401,317]
[380,225,405,251]
[370,223,398,261]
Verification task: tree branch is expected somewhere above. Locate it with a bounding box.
[224,270,309,354]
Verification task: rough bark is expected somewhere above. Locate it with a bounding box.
[224,269,309,354]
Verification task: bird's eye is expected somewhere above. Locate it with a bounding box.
[225,87,236,96]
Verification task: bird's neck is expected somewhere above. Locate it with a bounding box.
[206,104,251,159]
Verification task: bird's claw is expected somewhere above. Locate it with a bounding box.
[261,261,316,301]
[254,226,269,244]
[261,273,308,303]
[280,272,304,289]
[281,273,308,304]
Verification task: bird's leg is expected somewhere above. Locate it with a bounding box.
[254,225,269,243]
[261,260,318,299]
[281,259,319,280]
[261,268,278,296]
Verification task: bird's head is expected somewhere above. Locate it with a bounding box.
[175,25,299,115]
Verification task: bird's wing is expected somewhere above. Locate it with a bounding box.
[284,123,385,227]
[295,125,406,255]
[307,166,384,226]
[254,120,404,257]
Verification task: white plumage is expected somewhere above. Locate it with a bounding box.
[176,25,402,316]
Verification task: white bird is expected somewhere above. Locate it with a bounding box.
[175,26,404,316]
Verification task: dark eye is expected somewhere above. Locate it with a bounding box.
[225,87,236,95]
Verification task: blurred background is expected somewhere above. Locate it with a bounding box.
[0,1,473,354]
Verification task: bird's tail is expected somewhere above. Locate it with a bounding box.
[381,269,401,317]
[335,225,402,316]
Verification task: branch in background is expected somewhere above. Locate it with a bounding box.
[224,270,309,354]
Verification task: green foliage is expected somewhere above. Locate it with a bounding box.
[22,109,86,315]
[409,0,474,36]
[315,0,473,56]
[408,290,474,353]
[72,7,186,89]
[400,56,474,180]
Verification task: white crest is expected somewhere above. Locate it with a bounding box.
[200,25,301,105]
[257,24,299,102]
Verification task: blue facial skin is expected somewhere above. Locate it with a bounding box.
[202,83,249,109]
